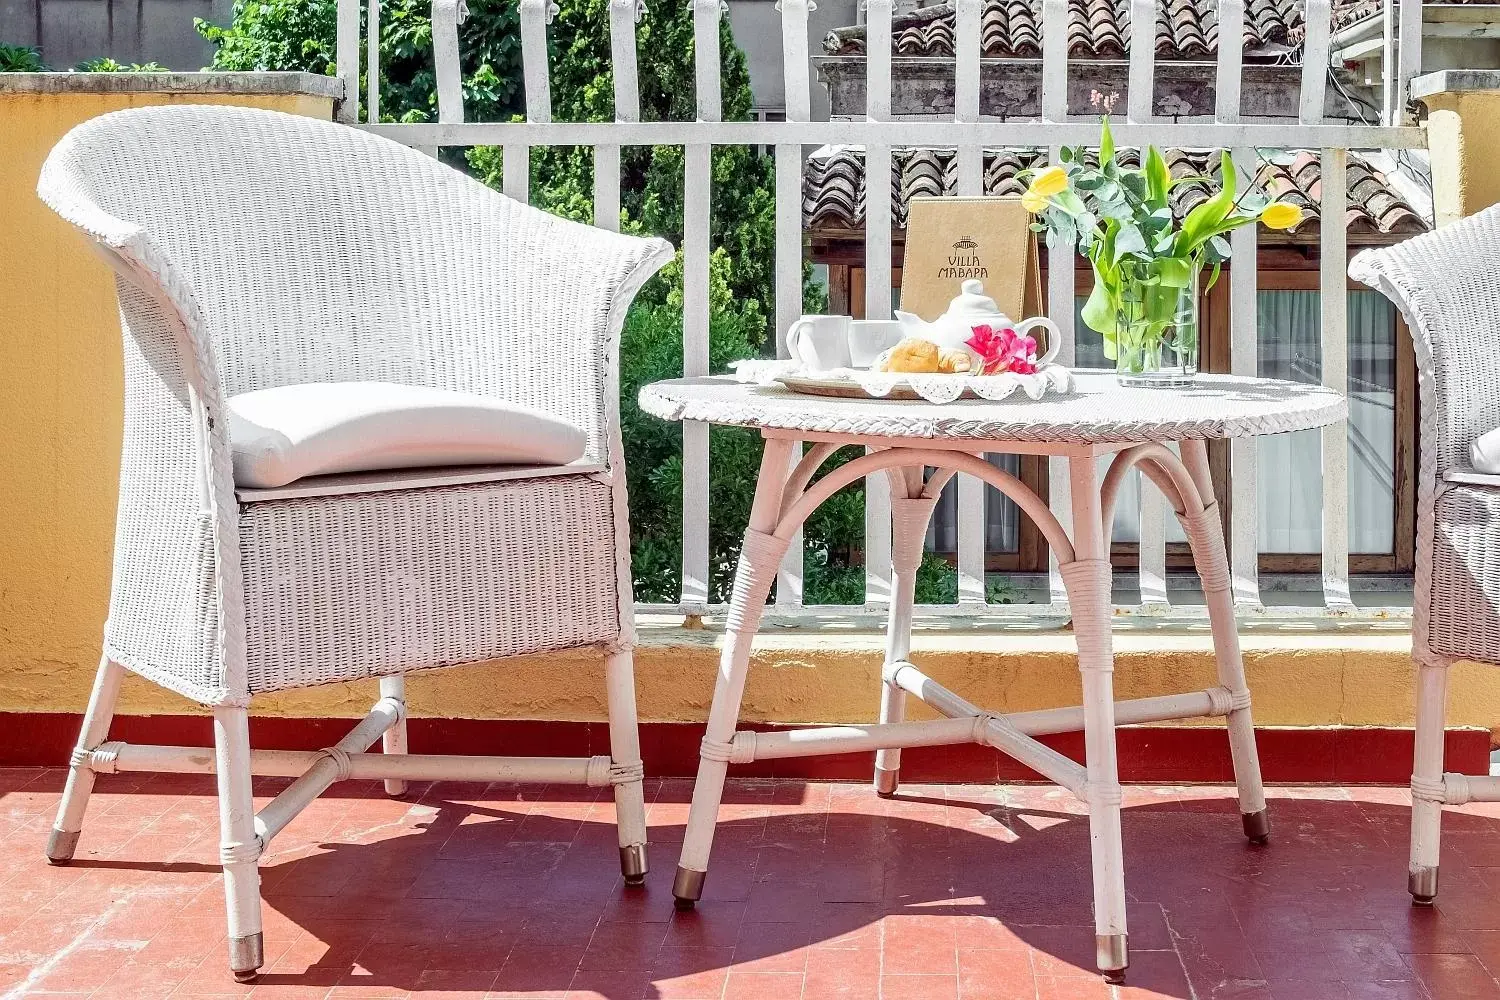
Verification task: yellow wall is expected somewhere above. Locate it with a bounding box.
[1423,88,1500,226]
[0,85,334,723]
[1,83,1493,741]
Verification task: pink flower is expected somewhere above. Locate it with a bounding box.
[966,324,1038,375]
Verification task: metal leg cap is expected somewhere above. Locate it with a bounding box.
[1096,933,1128,981]
[45,828,80,865]
[620,844,648,886]
[1410,867,1439,905]
[1242,809,1271,845]
[672,866,705,910]
[229,932,263,983]
[874,767,900,799]
[383,779,408,799]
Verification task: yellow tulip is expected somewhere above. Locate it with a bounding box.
[1027,165,1069,200]
[1021,189,1049,214]
[1261,201,1304,230]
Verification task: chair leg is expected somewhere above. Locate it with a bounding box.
[1410,662,1449,905]
[605,648,649,885]
[875,493,935,798]
[47,656,125,864]
[379,675,408,798]
[1065,456,1128,982]
[674,438,794,910]
[213,706,264,983]
[1178,442,1268,843]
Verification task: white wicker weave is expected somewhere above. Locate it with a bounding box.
[644,371,1340,979]
[639,371,1347,443]
[37,104,672,981]
[1351,206,1500,910]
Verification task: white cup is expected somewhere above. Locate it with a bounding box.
[786,315,852,372]
[849,320,903,368]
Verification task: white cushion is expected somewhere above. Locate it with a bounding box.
[226,382,588,489]
[1473,427,1500,476]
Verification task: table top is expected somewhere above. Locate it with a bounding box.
[639,371,1346,445]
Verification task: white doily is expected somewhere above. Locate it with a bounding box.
[730,359,1074,404]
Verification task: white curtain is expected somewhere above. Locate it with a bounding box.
[1257,290,1395,554]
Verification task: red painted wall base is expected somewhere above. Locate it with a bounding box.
[0,713,1487,784]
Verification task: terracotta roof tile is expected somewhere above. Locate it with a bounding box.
[824,0,1304,61]
[803,145,1429,239]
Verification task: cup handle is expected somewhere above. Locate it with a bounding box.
[786,318,811,367]
[1015,317,1063,366]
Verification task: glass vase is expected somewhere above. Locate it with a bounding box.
[1113,265,1199,387]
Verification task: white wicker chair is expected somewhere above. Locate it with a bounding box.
[1351,205,1500,907]
[37,104,673,981]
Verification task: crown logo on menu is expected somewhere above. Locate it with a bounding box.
[900,196,1040,323]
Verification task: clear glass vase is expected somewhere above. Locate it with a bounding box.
[1113,265,1199,387]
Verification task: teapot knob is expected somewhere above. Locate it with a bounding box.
[961,279,984,295]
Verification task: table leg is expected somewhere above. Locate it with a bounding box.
[673,437,796,909]
[875,471,938,798]
[1063,454,1128,981]
[1177,440,1269,842]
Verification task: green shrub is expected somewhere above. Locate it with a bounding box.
[0,43,46,72]
[73,58,169,72]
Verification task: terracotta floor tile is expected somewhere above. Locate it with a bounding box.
[882,974,961,999]
[721,971,804,1000]
[8,775,1500,999]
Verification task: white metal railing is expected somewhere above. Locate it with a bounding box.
[342,0,1426,622]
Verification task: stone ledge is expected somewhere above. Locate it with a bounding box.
[1412,69,1500,101]
[0,71,344,99]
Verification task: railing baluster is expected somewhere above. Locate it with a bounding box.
[1041,0,1073,609]
[1216,0,1261,609]
[367,0,381,123]
[1215,0,1243,121]
[953,0,985,607]
[1382,0,1398,124]
[681,0,720,615]
[774,0,812,609]
[1320,148,1353,611]
[1229,148,1262,609]
[433,0,464,144]
[1396,0,1423,125]
[1301,0,1331,124]
[336,0,359,123]
[504,0,554,203]
[1127,0,1155,122]
[864,0,895,608]
[596,0,642,232]
[1126,0,1166,609]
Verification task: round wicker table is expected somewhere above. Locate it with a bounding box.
[639,370,1346,982]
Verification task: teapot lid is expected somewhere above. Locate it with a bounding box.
[944,279,1004,318]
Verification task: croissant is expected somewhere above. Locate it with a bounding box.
[880,337,973,374]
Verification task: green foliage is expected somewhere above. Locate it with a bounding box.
[73,58,169,72]
[1033,119,1280,367]
[0,43,45,71]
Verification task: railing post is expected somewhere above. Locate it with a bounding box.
[1218,0,1263,610]
[774,0,812,609]
[336,0,359,123]
[953,0,986,608]
[1041,0,1073,612]
[862,0,894,609]
[597,0,643,232]
[680,0,721,615]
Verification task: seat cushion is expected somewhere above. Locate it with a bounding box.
[226,382,588,489]
[1474,427,1500,475]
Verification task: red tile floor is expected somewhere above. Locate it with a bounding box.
[4,769,1500,999]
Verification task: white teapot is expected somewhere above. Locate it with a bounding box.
[894,279,1061,371]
